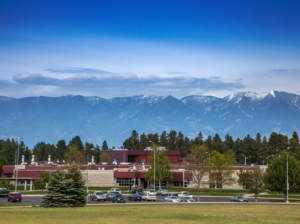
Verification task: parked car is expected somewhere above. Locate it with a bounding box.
[177,191,189,197]
[231,196,248,202]
[156,189,168,196]
[164,196,180,203]
[108,188,121,194]
[137,192,146,197]
[90,191,106,201]
[111,194,126,203]
[142,193,156,201]
[167,193,178,197]
[130,188,143,194]
[180,196,195,202]
[0,188,9,197]
[8,192,22,202]
[127,193,142,201]
[145,189,156,195]
[106,192,120,201]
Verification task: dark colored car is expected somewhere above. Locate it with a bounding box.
[106,192,120,201]
[111,194,126,203]
[127,193,142,201]
[180,196,195,202]
[8,192,22,202]
[231,196,248,202]
[0,188,9,197]
[131,188,143,194]
[137,192,146,197]
[156,189,168,196]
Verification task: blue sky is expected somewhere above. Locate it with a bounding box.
[1,0,300,99]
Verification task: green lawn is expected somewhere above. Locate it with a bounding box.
[253,194,300,199]
[1,205,300,223]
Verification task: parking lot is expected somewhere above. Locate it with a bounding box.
[0,195,282,206]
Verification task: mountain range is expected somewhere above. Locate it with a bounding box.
[1,91,299,148]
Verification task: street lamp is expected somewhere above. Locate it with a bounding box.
[287,147,290,203]
[149,141,158,192]
[206,152,211,160]
[86,148,94,205]
[15,137,24,192]
[264,155,273,166]
[241,154,252,165]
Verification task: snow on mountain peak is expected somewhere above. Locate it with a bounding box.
[225,91,276,103]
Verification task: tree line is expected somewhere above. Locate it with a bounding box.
[0,136,110,165]
[123,130,300,164]
[0,130,299,166]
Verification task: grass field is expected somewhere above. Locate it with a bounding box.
[1,205,300,223]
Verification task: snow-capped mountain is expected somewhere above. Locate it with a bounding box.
[0,91,299,148]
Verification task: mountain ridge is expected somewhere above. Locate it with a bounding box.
[0,90,299,148]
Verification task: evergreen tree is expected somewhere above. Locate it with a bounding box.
[56,140,67,161]
[138,133,148,150]
[160,131,168,148]
[168,130,177,151]
[224,133,234,151]
[130,130,139,150]
[211,133,223,153]
[204,135,212,150]
[69,136,84,153]
[41,168,75,207]
[101,140,108,151]
[234,138,244,164]
[66,162,87,207]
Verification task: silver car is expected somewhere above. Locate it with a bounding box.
[91,191,106,201]
[180,196,195,202]
[164,196,180,203]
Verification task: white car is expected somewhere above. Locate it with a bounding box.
[144,189,156,195]
[142,193,156,201]
[165,196,180,202]
[108,188,121,194]
[177,191,189,198]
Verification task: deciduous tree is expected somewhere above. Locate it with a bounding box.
[186,143,210,202]
[238,168,267,202]
[210,149,236,194]
[266,151,300,201]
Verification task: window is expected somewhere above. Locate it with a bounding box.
[174,181,183,187]
[116,178,136,186]
[4,173,13,178]
[184,179,190,188]
[27,181,31,185]
[216,182,222,189]
[209,181,215,188]
[155,181,166,187]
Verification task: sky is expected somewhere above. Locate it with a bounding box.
[0,0,300,99]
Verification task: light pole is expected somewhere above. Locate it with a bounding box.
[206,152,211,161]
[86,148,94,205]
[287,147,290,203]
[241,154,252,165]
[15,137,24,192]
[149,141,156,192]
[265,155,273,166]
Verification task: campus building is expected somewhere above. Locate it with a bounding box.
[2,148,260,190]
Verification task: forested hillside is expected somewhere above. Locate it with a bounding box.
[0,130,299,165]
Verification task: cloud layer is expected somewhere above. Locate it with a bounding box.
[7,72,245,98]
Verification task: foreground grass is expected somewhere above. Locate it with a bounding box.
[254,194,300,199]
[1,205,300,224]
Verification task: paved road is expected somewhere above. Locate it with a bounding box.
[0,195,288,206]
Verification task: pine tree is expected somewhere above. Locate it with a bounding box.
[66,162,87,207]
[160,131,168,148]
[101,140,108,151]
[41,168,75,207]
